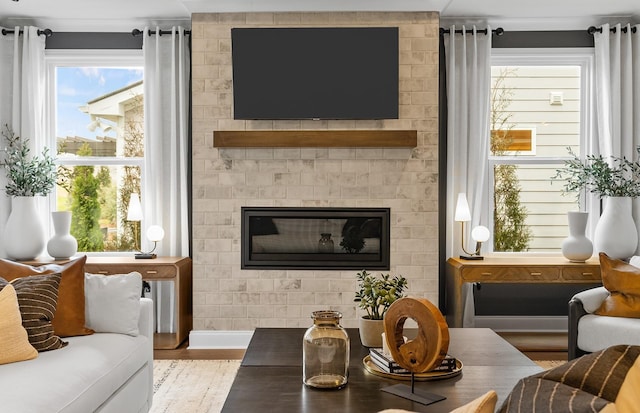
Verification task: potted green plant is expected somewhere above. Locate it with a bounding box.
[552,147,640,199]
[2,125,57,260]
[354,270,407,347]
[553,147,640,259]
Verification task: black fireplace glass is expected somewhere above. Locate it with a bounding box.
[241,207,390,270]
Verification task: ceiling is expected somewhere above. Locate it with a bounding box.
[0,0,638,32]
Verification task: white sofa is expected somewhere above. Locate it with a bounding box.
[0,297,153,413]
[568,286,640,359]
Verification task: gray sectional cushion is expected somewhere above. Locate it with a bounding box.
[0,332,149,413]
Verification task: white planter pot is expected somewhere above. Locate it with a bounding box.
[47,211,78,260]
[561,211,593,262]
[358,317,384,348]
[594,197,638,260]
[3,196,45,260]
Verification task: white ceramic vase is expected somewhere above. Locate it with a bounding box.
[3,196,46,260]
[358,317,384,348]
[561,211,593,262]
[47,211,78,260]
[594,197,638,260]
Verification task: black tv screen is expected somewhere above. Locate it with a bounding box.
[231,27,399,120]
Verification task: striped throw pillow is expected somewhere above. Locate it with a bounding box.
[0,274,68,352]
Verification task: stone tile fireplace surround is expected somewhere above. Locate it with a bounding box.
[191,12,439,335]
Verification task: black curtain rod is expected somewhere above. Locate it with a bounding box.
[131,28,191,37]
[439,27,504,36]
[588,25,638,35]
[1,28,53,37]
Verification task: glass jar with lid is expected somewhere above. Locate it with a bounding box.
[303,310,350,389]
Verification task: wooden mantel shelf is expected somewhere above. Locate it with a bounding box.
[213,130,417,148]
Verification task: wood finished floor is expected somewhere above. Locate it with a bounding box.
[154,331,568,362]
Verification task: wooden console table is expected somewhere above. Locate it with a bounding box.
[25,256,192,350]
[445,256,602,328]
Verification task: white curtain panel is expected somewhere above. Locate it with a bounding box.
[443,26,493,327]
[0,26,48,258]
[142,27,190,333]
[593,23,640,253]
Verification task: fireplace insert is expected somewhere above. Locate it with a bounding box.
[241,207,390,270]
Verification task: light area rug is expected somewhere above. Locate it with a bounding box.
[149,359,562,413]
[150,360,240,413]
[535,360,566,370]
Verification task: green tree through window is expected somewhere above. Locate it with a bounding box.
[66,144,111,251]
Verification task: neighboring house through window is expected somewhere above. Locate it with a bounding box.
[45,50,144,253]
[488,48,594,253]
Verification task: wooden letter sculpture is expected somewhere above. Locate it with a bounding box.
[380,297,450,405]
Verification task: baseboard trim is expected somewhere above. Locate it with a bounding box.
[473,316,568,332]
[188,330,254,349]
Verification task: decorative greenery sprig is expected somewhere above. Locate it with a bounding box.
[552,146,640,200]
[1,124,56,197]
[354,270,407,320]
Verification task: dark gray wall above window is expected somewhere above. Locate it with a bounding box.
[493,30,593,48]
[46,32,142,49]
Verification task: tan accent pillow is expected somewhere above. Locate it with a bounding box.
[1,274,68,351]
[0,255,94,337]
[614,349,640,413]
[595,253,640,318]
[450,390,498,413]
[377,391,497,413]
[0,283,38,364]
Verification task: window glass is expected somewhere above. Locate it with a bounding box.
[490,57,587,253]
[53,64,144,252]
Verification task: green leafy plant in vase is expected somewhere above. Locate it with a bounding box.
[1,125,57,260]
[354,270,407,347]
[553,146,640,259]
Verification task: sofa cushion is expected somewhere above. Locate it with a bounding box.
[578,314,640,353]
[595,252,640,318]
[0,283,37,364]
[85,272,142,336]
[499,345,640,413]
[1,273,68,352]
[0,255,94,337]
[0,332,150,413]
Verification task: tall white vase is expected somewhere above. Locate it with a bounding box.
[561,211,593,262]
[3,196,45,260]
[47,211,78,260]
[594,197,638,260]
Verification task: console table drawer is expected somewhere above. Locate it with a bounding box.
[86,264,177,279]
[461,266,560,281]
[562,266,601,280]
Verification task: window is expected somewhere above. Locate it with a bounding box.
[488,49,594,253]
[46,51,144,253]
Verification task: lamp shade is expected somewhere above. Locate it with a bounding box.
[127,193,143,221]
[454,193,471,222]
[146,225,165,242]
[471,225,491,242]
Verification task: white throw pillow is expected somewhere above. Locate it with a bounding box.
[84,272,142,336]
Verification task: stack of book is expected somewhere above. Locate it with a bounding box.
[368,347,457,374]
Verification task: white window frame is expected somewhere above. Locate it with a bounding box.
[44,49,145,256]
[487,48,595,255]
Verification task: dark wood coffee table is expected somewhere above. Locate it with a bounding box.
[222,328,543,412]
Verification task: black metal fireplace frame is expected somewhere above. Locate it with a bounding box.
[241,207,391,270]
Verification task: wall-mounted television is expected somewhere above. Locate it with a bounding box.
[231,27,399,120]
